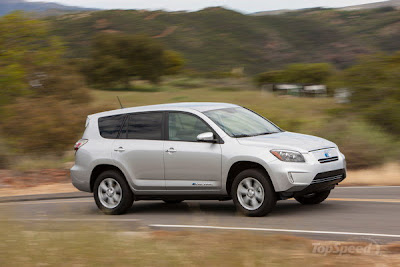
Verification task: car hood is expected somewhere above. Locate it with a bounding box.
[236,132,336,153]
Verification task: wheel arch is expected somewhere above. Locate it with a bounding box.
[226,161,275,196]
[90,164,127,192]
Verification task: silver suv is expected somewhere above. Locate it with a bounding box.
[71,102,346,216]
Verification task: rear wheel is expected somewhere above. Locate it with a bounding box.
[231,168,276,217]
[94,170,134,215]
[294,190,331,205]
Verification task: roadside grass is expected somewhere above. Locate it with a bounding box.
[8,156,66,172]
[0,183,78,197]
[211,86,241,92]
[165,77,205,89]
[5,152,75,172]
[0,220,398,266]
[342,163,400,186]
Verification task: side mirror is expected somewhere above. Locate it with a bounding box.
[197,132,216,143]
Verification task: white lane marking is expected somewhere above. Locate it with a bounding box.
[328,198,400,203]
[149,224,400,239]
[337,186,400,189]
[2,218,140,222]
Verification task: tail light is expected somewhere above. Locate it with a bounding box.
[74,139,88,151]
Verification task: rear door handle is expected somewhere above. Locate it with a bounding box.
[114,147,125,152]
[166,147,177,153]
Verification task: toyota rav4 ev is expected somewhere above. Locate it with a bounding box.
[71,102,346,216]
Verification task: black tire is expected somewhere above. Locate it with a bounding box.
[162,200,184,204]
[94,170,134,215]
[231,168,276,217]
[294,190,331,205]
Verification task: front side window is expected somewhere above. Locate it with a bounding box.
[98,114,125,139]
[204,107,281,138]
[168,112,211,142]
[120,112,163,140]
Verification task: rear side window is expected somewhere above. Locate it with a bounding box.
[120,112,163,140]
[98,114,125,139]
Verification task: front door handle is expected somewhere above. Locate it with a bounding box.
[114,147,125,152]
[166,147,177,153]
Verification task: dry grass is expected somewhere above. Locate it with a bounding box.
[0,221,398,267]
[0,183,78,197]
[343,163,400,186]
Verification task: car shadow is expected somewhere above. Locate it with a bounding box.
[123,200,346,217]
[128,201,236,215]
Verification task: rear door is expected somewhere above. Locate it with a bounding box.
[112,112,165,190]
[164,112,222,191]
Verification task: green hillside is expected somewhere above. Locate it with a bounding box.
[0,0,96,16]
[48,7,400,74]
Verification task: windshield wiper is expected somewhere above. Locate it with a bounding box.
[232,134,253,138]
[253,131,280,136]
[233,132,279,138]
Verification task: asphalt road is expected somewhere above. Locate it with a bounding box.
[1,186,399,243]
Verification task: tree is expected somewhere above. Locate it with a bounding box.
[339,53,400,135]
[162,50,185,75]
[85,33,184,88]
[0,12,89,105]
[255,63,334,87]
[254,70,284,87]
[283,63,334,84]
[0,12,91,154]
[0,11,64,105]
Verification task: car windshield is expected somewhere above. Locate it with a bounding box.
[203,107,282,138]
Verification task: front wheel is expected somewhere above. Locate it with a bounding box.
[294,190,331,205]
[231,168,276,217]
[94,170,134,215]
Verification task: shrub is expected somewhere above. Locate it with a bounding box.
[311,119,397,169]
[1,97,90,155]
[338,53,400,135]
[0,137,9,169]
[166,77,204,89]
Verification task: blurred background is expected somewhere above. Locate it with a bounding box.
[0,0,400,265]
[0,0,399,183]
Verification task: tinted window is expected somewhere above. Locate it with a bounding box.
[124,112,163,140]
[168,112,211,142]
[98,114,125,139]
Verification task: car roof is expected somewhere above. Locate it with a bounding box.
[90,102,240,118]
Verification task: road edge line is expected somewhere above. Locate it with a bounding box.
[149,224,400,238]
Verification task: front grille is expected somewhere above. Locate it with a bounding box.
[311,169,346,185]
[319,156,339,163]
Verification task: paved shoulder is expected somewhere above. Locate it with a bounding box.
[0,192,91,203]
[333,186,400,199]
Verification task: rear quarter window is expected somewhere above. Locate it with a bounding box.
[98,114,125,139]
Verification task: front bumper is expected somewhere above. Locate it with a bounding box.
[266,151,346,192]
[293,169,346,196]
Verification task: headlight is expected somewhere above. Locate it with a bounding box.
[270,150,305,162]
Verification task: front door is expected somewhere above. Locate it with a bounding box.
[164,112,222,191]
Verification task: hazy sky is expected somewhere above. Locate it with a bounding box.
[28,0,387,13]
